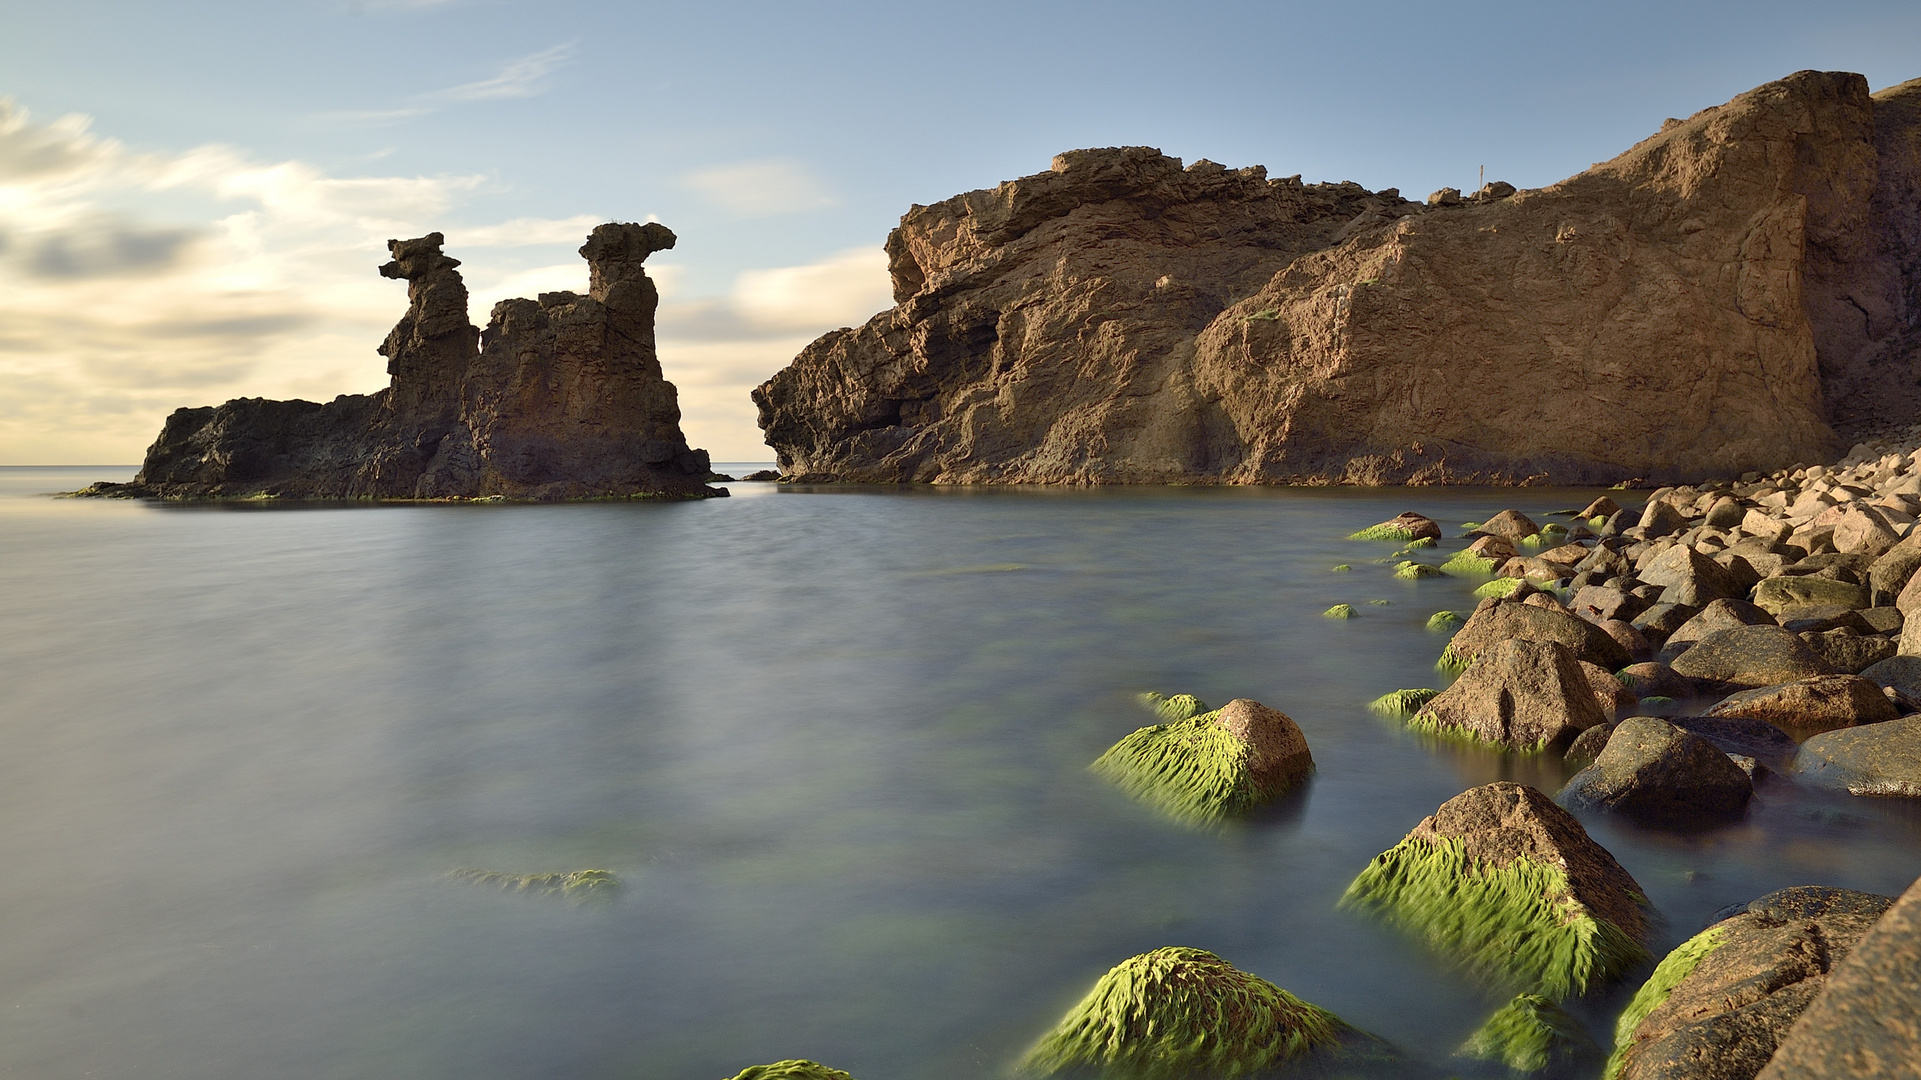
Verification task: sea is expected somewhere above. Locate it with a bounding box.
[1,464,1917,1079]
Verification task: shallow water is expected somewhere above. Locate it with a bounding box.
[1,465,1917,1080]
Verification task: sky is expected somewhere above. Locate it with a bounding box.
[2,1,1920,464]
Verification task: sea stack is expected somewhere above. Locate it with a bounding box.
[103,223,718,501]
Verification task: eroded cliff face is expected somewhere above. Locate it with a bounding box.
[127,223,715,500]
[756,70,1921,485]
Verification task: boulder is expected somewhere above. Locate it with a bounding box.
[1754,575,1873,614]
[1609,887,1898,1080]
[1633,602,1702,646]
[1467,534,1520,561]
[1831,504,1902,558]
[1706,675,1900,736]
[1566,723,1616,768]
[1667,715,1802,771]
[1349,511,1441,541]
[1867,533,1921,604]
[1669,626,1837,689]
[1580,496,1623,520]
[1860,606,1906,633]
[1416,639,1610,751]
[1481,509,1541,542]
[1598,619,1655,663]
[1559,716,1753,824]
[1093,698,1313,822]
[1457,993,1600,1074]
[1793,717,1921,796]
[1572,584,1650,624]
[1582,661,1638,721]
[1640,545,1745,606]
[1019,947,1381,1077]
[1444,597,1633,671]
[1618,661,1692,699]
[1860,653,1921,705]
[1704,496,1748,529]
[115,225,719,500]
[1641,501,1690,539]
[1800,628,1897,674]
[1778,603,1873,633]
[1662,598,1780,656]
[1342,782,1649,999]
[1756,875,1921,1080]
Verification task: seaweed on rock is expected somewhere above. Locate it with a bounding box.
[1370,689,1442,717]
[1019,947,1358,1079]
[1341,837,1647,999]
[1094,699,1312,824]
[1442,552,1501,576]
[1349,523,1422,541]
[724,1062,856,1080]
[1601,926,1727,1080]
[1474,577,1531,600]
[1427,610,1466,633]
[1394,561,1446,580]
[1324,604,1356,619]
[1458,993,1599,1073]
[1137,692,1209,722]
[449,868,620,901]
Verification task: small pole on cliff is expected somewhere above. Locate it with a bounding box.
[1479,164,1484,190]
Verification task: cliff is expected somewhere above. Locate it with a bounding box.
[755,71,1921,485]
[105,223,717,500]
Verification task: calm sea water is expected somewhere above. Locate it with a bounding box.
[2,465,1918,1080]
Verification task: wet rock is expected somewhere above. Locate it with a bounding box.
[1093,698,1313,823]
[1793,717,1921,796]
[1416,639,1610,751]
[1342,782,1649,999]
[1481,509,1541,542]
[1754,575,1873,614]
[1756,875,1921,1080]
[1457,993,1599,1073]
[1349,511,1442,541]
[1667,715,1801,771]
[1559,716,1752,824]
[1618,662,1692,699]
[1706,675,1900,736]
[1566,723,1616,768]
[1609,887,1897,1080]
[1445,597,1634,671]
[1582,661,1638,721]
[1669,625,1837,689]
[1662,598,1780,658]
[1800,628,1897,673]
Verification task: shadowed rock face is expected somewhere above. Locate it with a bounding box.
[124,223,715,500]
[757,71,1921,485]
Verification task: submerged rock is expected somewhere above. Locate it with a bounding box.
[724,1062,857,1080]
[448,868,620,901]
[1457,993,1600,1074]
[1019,947,1380,1079]
[1342,782,1649,999]
[1607,887,1897,1080]
[113,225,718,500]
[1094,698,1312,822]
[1349,512,1441,541]
[1559,716,1753,825]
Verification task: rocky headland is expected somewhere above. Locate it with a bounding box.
[756,70,1921,485]
[87,222,718,501]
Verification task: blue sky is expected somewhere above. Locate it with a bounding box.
[3,0,1920,462]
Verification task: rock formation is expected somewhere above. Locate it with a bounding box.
[756,71,1921,485]
[98,223,716,500]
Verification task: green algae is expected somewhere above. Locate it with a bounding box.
[448,868,620,901]
[1093,706,1303,824]
[1331,564,1352,572]
[1395,561,1446,580]
[1602,925,1727,1080]
[1405,709,1550,755]
[1349,524,1421,541]
[1368,599,1391,605]
[1441,552,1501,576]
[1427,610,1466,633]
[1436,642,1473,675]
[1341,837,1648,1000]
[1324,604,1356,619]
[1020,947,1351,1079]
[1463,522,1483,529]
[1473,577,1530,600]
[1458,993,1599,1073]
[1137,692,1210,722]
[1406,536,1438,549]
[1520,534,1547,548]
[724,1061,856,1080]
[1370,688,1441,717]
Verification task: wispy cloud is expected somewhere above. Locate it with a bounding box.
[318,43,576,126]
[680,159,838,219]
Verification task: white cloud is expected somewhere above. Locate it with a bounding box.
[454,214,605,248]
[680,159,837,218]
[317,43,575,126]
[732,247,891,330]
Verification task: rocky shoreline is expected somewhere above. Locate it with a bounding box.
[723,436,1921,1080]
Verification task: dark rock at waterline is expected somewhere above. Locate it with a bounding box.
[1565,723,1615,768]
[1618,661,1692,699]
[1559,716,1752,825]
[1416,638,1609,751]
[742,469,782,481]
[1611,886,1897,1080]
[1706,674,1900,736]
[1793,717,1921,797]
[1669,625,1837,689]
[1756,874,1921,1080]
[1667,715,1803,771]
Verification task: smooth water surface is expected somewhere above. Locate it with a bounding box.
[2,466,1918,1079]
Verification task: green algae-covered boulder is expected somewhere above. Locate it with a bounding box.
[1343,782,1650,1000]
[1458,993,1599,1073]
[1369,688,1441,718]
[1137,691,1209,722]
[1416,639,1609,753]
[1442,551,1502,576]
[1428,610,1466,633]
[1095,698,1313,824]
[1323,603,1356,619]
[1020,947,1380,1079]
[725,1062,856,1080]
[1349,511,1442,542]
[1394,560,1446,580]
[449,868,620,901]
[1473,576,1533,600]
[1606,886,1895,1080]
